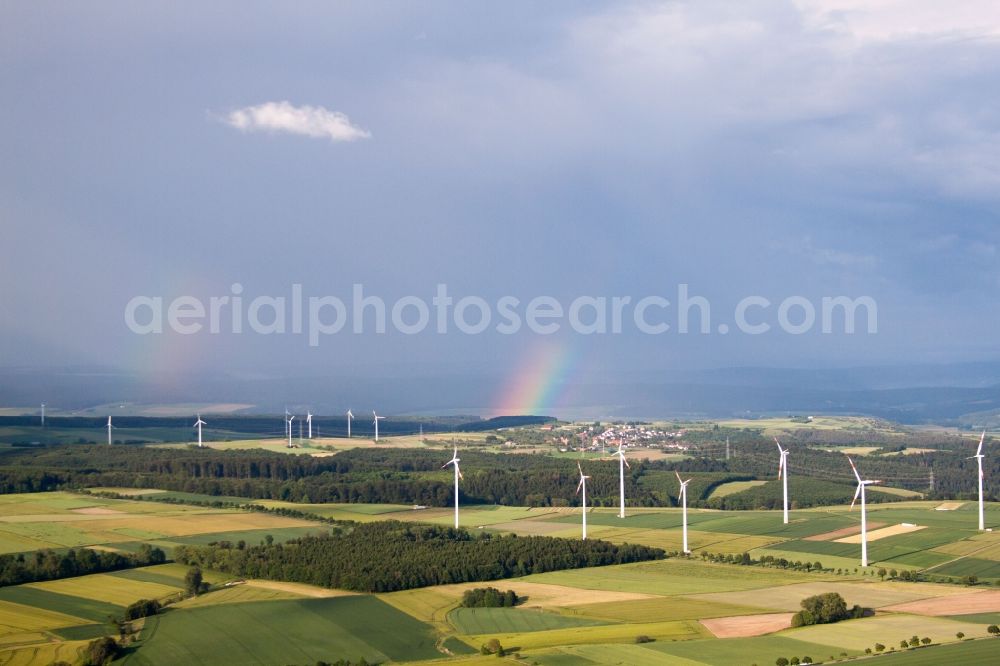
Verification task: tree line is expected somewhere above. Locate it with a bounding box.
[0,543,165,587]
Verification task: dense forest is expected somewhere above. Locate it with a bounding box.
[174,522,664,592]
[0,544,165,587]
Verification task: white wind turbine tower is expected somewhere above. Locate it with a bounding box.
[346,409,353,438]
[848,456,880,567]
[306,411,313,439]
[373,411,385,441]
[442,446,463,529]
[284,408,291,440]
[576,462,590,540]
[106,416,115,446]
[612,444,630,519]
[287,414,295,448]
[194,415,206,448]
[40,403,45,428]
[775,437,790,525]
[970,431,986,531]
[676,471,692,553]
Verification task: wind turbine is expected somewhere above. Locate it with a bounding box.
[373,411,385,441]
[40,403,45,428]
[576,462,590,540]
[775,437,790,525]
[970,431,986,531]
[442,446,463,529]
[284,408,291,440]
[676,471,692,553]
[194,415,206,448]
[106,415,115,446]
[612,444,630,519]
[306,411,313,439]
[287,414,295,448]
[346,409,353,438]
[848,456,880,567]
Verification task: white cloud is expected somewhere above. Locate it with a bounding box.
[223,101,371,142]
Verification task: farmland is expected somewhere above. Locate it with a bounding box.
[0,418,1000,666]
[0,480,996,663]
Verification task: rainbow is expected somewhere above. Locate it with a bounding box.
[492,342,577,415]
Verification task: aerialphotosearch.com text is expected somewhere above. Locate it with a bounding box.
[124,283,878,346]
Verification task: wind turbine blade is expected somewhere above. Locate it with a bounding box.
[457,467,463,480]
[847,456,861,483]
[977,431,985,456]
[623,457,630,469]
[850,483,861,510]
[576,478,584,494]
[674,470,682,484]
[577,461,583,477]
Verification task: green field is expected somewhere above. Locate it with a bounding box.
[854,639,1000,665]
[447,607,605,634]
[0,586,122,622]
[523,558,826,596]
[640,635,862,666]
[123,596,442,665]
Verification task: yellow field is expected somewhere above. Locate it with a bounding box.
[929,533,1000,561]
[564,596,766,623]
[0,601,83,633]
[708,480,768,499]
[381,586,462,632]
[0,639,89,666]
[786,613,990,650]
[869,486,924,498]
[174,584,306,609]
[382,580,654,630]
[685,579,972,612]
[28,574,179,605]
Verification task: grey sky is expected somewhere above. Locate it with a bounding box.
[2,1,999,407]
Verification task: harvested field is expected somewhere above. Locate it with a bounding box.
[71,507,125,515]
[881,589,1000,616]
[935,502,965,511]
[835,523,926,543]
[805,522,885,541]
[700,612,794,638]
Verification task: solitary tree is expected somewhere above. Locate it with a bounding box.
[987,624,999,636]
[956,632,965,640]
[184,566,203,596]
